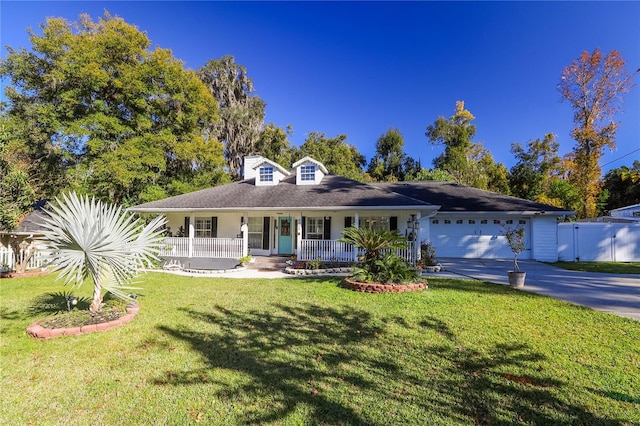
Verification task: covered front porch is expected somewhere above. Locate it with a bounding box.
[158,236,418,264]
[156,210,425,265]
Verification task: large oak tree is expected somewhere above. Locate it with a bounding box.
[197,55,265,180]
[1,12,226,206]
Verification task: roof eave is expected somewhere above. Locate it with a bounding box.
[129,205,440,213]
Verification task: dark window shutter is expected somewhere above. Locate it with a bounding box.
[301,216,306,239]
[184,217,190,236]
[344,216,352,229]
[323,217,331,240]
[211,217,218,238]
[390,216,398,231]
[263,217,270,249]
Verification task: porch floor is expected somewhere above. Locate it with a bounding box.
[162,257,239,271]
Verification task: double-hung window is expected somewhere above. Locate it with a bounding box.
[259,166,273,183]
[300,165,315,182]
[360,216,390,232]
[306,217,324,239]
[248,217,263,249]
[194,218,212,237]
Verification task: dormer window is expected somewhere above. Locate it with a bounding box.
[300,165,315,181]
[259,166,274,182]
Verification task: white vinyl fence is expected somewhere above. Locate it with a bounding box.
[558,222,640,262]
[0,244,48,271]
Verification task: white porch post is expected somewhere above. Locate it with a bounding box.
[188,214,194,258]
[353,212,359,262]
[241,220,248,257]
[415,212,421,264]
[296,214,302,259]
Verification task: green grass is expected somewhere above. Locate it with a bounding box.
[1,273,639,425]
[551,261,640,275]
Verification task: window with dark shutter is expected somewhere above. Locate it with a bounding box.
[211,217,218,238]
[263,217,270,249]
[344,216,352,229]
[184,217,190,237]
[323,217,331,240]
[390,217,398,231]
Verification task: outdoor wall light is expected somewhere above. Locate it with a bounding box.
[66,295,78,312]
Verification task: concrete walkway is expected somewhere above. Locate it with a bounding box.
[435,258,640,322]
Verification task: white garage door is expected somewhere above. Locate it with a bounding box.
[429,217,531,259]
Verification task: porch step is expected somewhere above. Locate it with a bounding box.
[250,256,290,271]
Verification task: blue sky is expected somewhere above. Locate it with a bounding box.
[2,1,639,174]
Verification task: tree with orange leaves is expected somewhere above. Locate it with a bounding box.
[558,48,636,218]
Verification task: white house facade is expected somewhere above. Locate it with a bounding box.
[129,156,573,264]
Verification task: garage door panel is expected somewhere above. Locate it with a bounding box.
[430,218,531,259]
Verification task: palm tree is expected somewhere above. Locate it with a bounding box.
[339,226,407,268]
[40,192,166,313]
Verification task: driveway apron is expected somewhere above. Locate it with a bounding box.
[435,258,640,321]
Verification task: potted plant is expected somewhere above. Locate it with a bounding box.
[0,262,13,278]
[503,225,526,287]
[238,255,252,267]
[419,241,441,272]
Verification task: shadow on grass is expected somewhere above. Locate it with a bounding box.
[26,291,91,317]
[158,302,622,425]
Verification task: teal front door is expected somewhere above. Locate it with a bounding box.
[278,217,292,254]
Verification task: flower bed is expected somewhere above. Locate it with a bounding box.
[343,277,427,293]
[26,303,140,339]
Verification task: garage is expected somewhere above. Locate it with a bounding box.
[429,216,531,259]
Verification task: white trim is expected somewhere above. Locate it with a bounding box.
[252,158,291,176]
[292,156,329,174]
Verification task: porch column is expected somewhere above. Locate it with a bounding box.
[188,214,194,258]
[296,214,302,259]
[241,221,248,257]
[353,212,359,262]
[414,212,421,264]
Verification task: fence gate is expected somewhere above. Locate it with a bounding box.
[558,222,640,262]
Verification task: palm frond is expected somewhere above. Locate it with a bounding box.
[39,192,166,304]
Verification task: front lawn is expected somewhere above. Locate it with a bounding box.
[1,273,638,425]
[550,261,640,275]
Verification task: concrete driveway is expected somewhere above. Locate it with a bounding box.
[433,258,640,321]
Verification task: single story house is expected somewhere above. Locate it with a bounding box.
[129,155,573,264]
[610,203,640,222]
[0,201,49,271]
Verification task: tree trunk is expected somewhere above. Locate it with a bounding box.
[89,277,103,313]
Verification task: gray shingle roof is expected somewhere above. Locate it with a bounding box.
[0,201,50,235]
[130,175,437,211]
[376,181,572,213]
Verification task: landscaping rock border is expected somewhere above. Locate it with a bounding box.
[26,303,140,339]
[284,267,352,276]
[343,277,427,293]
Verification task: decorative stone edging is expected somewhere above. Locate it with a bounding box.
[343,277,427,293]
[284,267,352,276]
[26,303,140,340]
[1,269,49,279]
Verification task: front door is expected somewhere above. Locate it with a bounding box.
[278,217,292,254]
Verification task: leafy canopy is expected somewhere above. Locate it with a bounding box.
[558,48,636,218]
[0,12,225,206]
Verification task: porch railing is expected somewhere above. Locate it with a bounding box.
[0,245,48,271]
[299,239,417,264]
[159,237,243,259]
[299,239,356,262]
